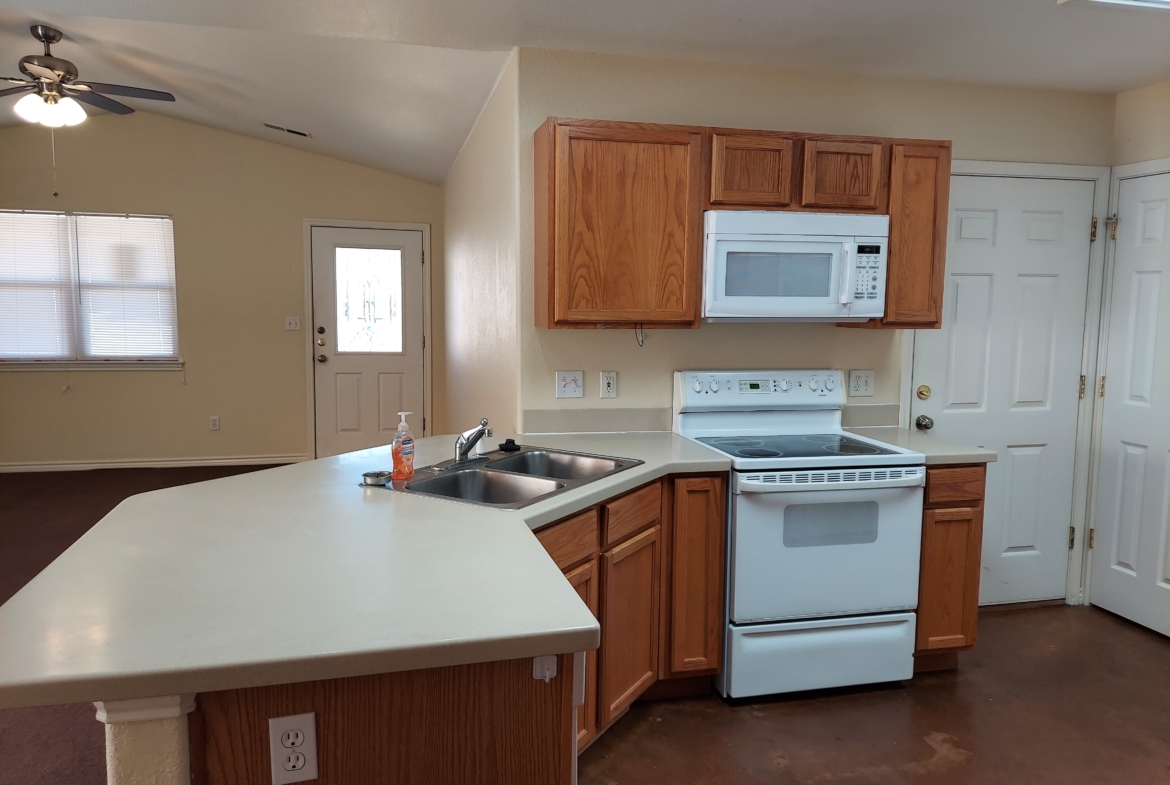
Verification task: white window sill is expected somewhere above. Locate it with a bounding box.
[0,360,185,372]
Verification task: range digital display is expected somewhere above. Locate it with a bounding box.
[739,380,771,393]
[857,245,882,254]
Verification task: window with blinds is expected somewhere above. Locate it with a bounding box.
[0,211,178,364]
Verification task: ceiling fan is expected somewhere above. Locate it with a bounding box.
[0,24,175,127]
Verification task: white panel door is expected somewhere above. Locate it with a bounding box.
[312,227,425,458]
[912,176,1095,604]
[1091,172,1170,637]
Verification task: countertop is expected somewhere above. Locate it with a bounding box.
[845,427,998,465]
[0,432,728,710]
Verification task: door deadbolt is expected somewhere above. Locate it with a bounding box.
[916,385,931,400]
[317,338,326,346]
[317,354,327,363]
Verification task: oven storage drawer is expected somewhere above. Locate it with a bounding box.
[722,613,916,698]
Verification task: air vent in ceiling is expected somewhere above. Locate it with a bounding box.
[263,123,312,139]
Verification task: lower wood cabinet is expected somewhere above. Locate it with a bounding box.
[564,558,599,749]
[665,476,726,676]
[599,524,660,726]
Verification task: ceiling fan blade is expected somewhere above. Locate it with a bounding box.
[0,84,34,97]
[72,81,174,102]
[71,89,133,115]
[3,77,27,84]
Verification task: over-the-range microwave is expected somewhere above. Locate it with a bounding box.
[703,210,889,322]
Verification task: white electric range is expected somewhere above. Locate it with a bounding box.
[673,369,926,699]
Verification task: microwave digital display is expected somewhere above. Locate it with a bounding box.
[857,245,881,254]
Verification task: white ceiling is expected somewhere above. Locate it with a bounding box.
[2,0,1170,182]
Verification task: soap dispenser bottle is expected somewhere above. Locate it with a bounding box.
[391,411,415,480]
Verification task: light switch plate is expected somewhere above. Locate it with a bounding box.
[284,316,301,331]
[555,370,584,399]
[268,712,318,785]
[600,371,617,399]
[849,370,875,397]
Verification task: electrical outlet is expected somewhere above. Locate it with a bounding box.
[284,316,301,331]
[268,712,318,785]
[209,416,220,431]
[848,370,875,397]
[600,371,617,399]
[555,370,584,399]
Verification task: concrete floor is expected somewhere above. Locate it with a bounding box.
[580,605,1170,785]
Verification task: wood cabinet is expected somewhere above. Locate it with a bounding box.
[800,140,883,209]
[534,118,704,328]
[599,524,661,726]
[884,143,951,327]
[564,558,599,749]
[710,132,794,206]
[664,476,726,676]
[915,464,986,671]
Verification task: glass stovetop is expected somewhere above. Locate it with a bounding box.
[697,434,900,460]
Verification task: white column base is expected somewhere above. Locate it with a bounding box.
[94,695,196,785]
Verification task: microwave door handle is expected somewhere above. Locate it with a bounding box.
[840,243,856,305]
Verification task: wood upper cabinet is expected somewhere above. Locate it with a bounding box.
[599,524,660,727]
[534,118,704,328]
[564,558,599,751]
[710,132,794,206]
[884,142,951,327]
[666,476,726,676]
[801,140,883,209]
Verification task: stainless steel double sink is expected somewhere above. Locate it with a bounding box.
[385,446,642,509]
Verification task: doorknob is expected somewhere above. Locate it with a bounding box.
[317,326,325,335]
[317,354,327,363]
[916,385,931,400]
[915,415,934,431]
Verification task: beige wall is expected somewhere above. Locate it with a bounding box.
[514,48,1116,427]
[1114,79,1170,165]
[443,53,522,434]
[0,112,444,468]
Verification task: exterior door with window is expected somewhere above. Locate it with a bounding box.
[311,227,424,458]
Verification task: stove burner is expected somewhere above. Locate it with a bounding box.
[738,448,782,458]
[712,438,764,447]
[822,443,881,455]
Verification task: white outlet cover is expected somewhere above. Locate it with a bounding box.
[209,416,220,431]
[268,712,318,785]
[848,370,875,397]
[600,371,617,399]
[556,370,584,399]
[284,316,301,331]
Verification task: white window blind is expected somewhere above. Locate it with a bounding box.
[0,212,75,359]
[0,211,178,365]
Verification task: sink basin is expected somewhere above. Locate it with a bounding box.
[486,450,625,480]
[405,469,564,507]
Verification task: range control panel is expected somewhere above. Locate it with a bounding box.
[674,370,845,412]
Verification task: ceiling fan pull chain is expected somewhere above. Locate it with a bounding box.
[50,126,58,198]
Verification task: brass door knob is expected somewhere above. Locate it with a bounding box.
[317,354,327,363]
[916,385,931,400]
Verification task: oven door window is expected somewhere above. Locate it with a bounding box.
[783,501,879,548]
[725,252,833,298]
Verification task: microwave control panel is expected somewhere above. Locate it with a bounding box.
[854,244,885,302]
[674,370,846,412]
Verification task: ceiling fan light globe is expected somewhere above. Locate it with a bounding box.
[56,96,86,126]
[13,92,44,123]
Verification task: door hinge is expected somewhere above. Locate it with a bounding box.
[1088,529,1096,549]
[1079,375,1086,398]
[421,249,425,264]
[1090,217,1098,242]
[422,416,426,432]
[1069,526,1076,549]
[1106,214,1118,240]
[422,335,425,349]
[1099,376,1106,397]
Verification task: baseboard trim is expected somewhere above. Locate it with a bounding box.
[0,454,310,473]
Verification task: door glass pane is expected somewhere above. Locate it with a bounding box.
[335,247,402,353]
[725,252,833,297]
[783,501,879,547]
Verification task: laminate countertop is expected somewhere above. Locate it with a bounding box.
[0,432,728,710]
[845,427,998,465]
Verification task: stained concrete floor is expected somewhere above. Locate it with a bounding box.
[579,605,1170,785]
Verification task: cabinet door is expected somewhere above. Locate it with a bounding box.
[599,525,660,726]
[885,143,951,326]
[801,140,883,209]
[540,120,703,326]
[564,558,599,751]
[667,477,726,676]
[917,506,983,651]
[710,133,794,206]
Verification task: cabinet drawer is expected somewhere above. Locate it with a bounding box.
[926,466,987,506]
[537,509,599,570]
[603,482,662,548]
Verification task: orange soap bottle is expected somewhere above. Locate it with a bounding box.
[391,411,415,480]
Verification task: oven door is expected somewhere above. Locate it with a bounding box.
[703,235,853,320]
[728,469,924,623]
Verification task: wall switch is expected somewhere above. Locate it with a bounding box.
[209,416,220,431]
[555,370,584,399]
[600,371,617,399]
[284,316,301,331]
[849,370,875,397]
[268,712,318,785]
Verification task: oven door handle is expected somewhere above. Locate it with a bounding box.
[735,470,926,494]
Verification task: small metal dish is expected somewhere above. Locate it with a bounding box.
[362,470,393,487]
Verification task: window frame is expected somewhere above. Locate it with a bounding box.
[0,210,183,371]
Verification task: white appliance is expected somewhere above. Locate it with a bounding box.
[673,369,926,699]
[703,211,889,322]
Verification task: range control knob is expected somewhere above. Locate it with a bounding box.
[826,377,836,391]
[692,379,702,392]
[779,379,789,392]
[710,380,720,392]
[809,378,819,391]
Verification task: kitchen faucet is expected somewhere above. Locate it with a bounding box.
[454,418,491,463]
